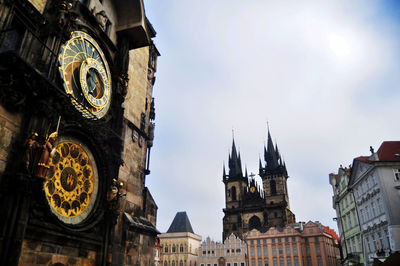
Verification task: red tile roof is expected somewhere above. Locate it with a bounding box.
[322,225,340,243]
[377,141,400,162]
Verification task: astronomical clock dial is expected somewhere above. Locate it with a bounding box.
[44,137,98,225]
[58,31,111,119]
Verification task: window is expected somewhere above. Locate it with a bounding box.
[164,262,168,266]
[270,180,277,195]
[180,245,184,252]
[366,206,370,221]
[272,248,276,255]
[315,237,319,243]
[257,239,261,245]
[293,246,298,254]
[241,264,245,266]
[251,240,254,246]
[287,259,292,266]
[270,230,275,235]
[278,238,281,244]
[306,247,310,255]
[251,249,255,256]
[258,248,262,256]
[180,261,183,266]
[273,261,277,266]
[258,261,262,266]
[279,260,284,266]
[292,236,296,242]
[251,261,255,266]
[232,186,237,200]
[234,264,237,266]
[172,245,176,252]
[272,238,275,244]
[265,261,269,266]
[294,260,299,266]
[172,262,175,266]
[394,169,400,181]
[285,237,289,243]
[286,246,290,255]
[309,229,314,233]
[316,245,320,254]
[263,239,267,244]
[278,247,283,255]
[227,263,231,266]
[164,246,168,253]
[360,208,364,223]
[317,258,322,266]
[264,247,268,256]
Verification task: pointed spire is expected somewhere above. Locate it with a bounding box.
[245,166,248,178]
[228,136,243,179]
[223,163,226,181]
[266,128,279,169]
[259,156,263,175]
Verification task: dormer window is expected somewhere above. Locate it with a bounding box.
[394,169,400,181]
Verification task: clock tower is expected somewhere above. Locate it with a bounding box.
[0,0,160,265]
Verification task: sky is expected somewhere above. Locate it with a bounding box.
[143,0,400,242]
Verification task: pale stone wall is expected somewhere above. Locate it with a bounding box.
[119,46,150,213]
[0,105,21,175]
[159,232,202,266]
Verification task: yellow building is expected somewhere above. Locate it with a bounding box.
[160,212,202,266]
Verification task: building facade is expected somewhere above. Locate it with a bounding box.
[348,142,400,265]
[197,233,247,266]
[329,167,364,265]
[223,129,295,241]
[0,0,159,265]
[246,222,340,266]
[159,212,202,266]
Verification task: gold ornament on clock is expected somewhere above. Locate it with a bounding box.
[44,139,98,224]
[58,31,111,119]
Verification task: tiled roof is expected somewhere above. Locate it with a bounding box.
[322,225,340,242]
[167,211,194,233]
[377,141,400,162]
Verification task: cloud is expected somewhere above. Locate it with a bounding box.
[144,0,400,240]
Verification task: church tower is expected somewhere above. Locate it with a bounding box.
[259,129,295,227]
[222,128,295,241]
[222,138,268,241]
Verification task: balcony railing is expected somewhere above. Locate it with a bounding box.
[0,26,58,79]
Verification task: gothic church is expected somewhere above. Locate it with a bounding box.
[222,129,296,241]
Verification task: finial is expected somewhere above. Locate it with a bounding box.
[370,146,374,154]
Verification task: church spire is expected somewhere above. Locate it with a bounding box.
[228,137,243,179]
[265,128,279,170]
[261,127,288,176]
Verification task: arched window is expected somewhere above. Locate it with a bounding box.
[164,262,168,266]
[249,215,261,230]
[179,261,183,266]
[180,244,184,252]
[164,245,168,253]
[172,261,175,266]
[172,245,176,252]
[231,186,237,201]
[270,180,277,195]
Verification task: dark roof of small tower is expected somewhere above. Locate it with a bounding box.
[228,137,244,179]
[167,212,194,233]
[261,128,287,176]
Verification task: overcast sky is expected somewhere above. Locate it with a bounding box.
[143,0,400,241]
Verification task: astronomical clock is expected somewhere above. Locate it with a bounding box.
[58,31,111,119]
[44,137,98,225]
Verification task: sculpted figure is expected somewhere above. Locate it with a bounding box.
[35,132,58,179]
[24,132,40,173]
